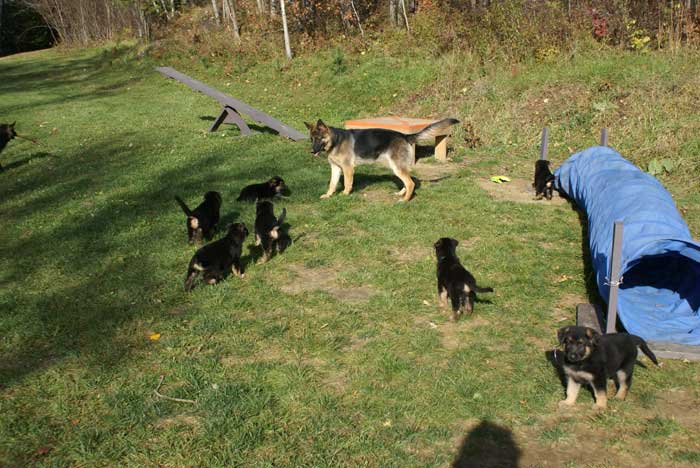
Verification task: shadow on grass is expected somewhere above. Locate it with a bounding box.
[0,133,262,388]
[1,151,53,171]
[452,420,522,468]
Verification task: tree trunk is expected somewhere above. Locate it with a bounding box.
[280,0,292,59]
[211,0,220,24]
[222,0,240,41]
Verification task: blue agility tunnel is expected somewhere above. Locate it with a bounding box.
[555,146,700,345]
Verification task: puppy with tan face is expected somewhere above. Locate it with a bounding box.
[305,117,459,202]
[557,326,659,410]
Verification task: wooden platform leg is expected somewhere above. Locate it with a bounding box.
[209,108,229,132]
[222,106,252,136]
[435,135,448,162]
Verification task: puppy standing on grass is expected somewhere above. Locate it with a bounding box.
[184,223,249,291]
[533,159,555,200]
[557,326,659,410]
[0,122,17,170]
[236,176,286,202]
[254,200,287,263]
[174,191,222,244]
[305,118,459,202]
[434,237,493,321]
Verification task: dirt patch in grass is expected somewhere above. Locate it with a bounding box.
[154,415,202,431]
[360,189,398,203]
[413,159,469,181]
[477,177,568,205]
[552,293,588,323]
[431,315,490,350]
[280,263,376,302]
[651,388,700,428]
[390,244,432,264]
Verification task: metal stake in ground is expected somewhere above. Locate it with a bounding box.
[606,221,624,334]
[539,127,549,160]
[600,128,608,147]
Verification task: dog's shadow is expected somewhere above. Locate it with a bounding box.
[1,151,53,172]
[351,174,423,193]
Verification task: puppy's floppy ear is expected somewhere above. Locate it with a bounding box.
[557,326,571,345]
[585,327,601,345]
[449,238,459,250]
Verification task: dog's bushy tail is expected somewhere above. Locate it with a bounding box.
[175,195,192,216]
[410,118,460,142]
[474,285,494,294]
[632,335,659,365]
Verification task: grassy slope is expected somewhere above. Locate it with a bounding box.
[0,44,699,467]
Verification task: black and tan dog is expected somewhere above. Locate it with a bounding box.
[236,176,286,202]
[0,122,17,170]
[184,223,248,291]
[557,326,659,409]
[175,191,222,244]
[533,159,555,200]
[254,200,287,263]
[305,118,459,202]
[434,237,493,321]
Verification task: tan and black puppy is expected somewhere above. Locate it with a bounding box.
[434,237,493,321]
[175,191,222,244]
[533,159,555,200]
[557,326,659,409]
[236,176,286,202]
[184,223,248,291]
[305,118,458,202]
[254,201,287,263]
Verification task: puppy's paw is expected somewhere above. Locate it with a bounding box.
[592,403,607,411]
[395,188,406,196]
[320,193,333,199]
[558,400,575,408]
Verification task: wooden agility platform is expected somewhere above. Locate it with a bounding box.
[157,66,307,141]
[344,117,455,161]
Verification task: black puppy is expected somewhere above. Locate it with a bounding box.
[237,176,286,202]
[254,200,287,263]
[434,237,493,321]
[0,122,17,170]
[184,223,249,291]
[533,159,555,200]
[175,191,222,244]
[557,326,659,409]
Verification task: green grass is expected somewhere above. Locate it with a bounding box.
[1,44,700,467]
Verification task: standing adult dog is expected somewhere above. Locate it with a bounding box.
[305,118,459,202]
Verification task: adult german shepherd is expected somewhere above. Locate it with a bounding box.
[305,118,459,202]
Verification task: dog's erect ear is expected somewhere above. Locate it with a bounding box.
[10,121,15,128]
[557,326,571,345]
[317,120,329,132]
[449,238,459,250]
[304,121,314,130]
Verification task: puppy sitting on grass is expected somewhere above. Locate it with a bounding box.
[434,237,493,321]
[174,191,222,244]
[533,159,555,200]
[557,326,659,410]
[236,176,286,202]
[184,223,248,292]
[254,200,287,263]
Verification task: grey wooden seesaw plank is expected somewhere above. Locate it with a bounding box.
[156,66,307,141]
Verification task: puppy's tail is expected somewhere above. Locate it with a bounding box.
[409,118,460,143]
[175,195,192,216]
[632,335,659,366]
[473,285,494,294]
[184,262,199,292]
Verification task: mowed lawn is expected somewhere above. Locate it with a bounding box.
[1,44,700,467]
